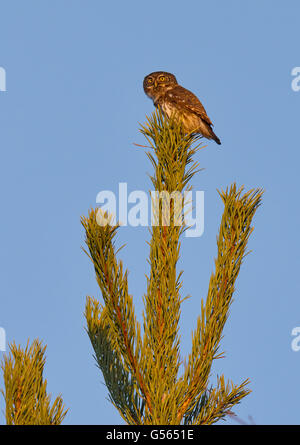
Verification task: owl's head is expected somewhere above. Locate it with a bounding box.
[143,71,178,100]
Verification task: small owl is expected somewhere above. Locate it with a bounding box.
[143,71,221,145]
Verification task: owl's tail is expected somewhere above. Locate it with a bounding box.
[210,128,221,145]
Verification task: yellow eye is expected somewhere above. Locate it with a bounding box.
[159,76,166,82]
[147,78,153,84]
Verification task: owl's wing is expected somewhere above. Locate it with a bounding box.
[166,85,213,126]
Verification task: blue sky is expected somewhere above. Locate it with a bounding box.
[0,0,299,425]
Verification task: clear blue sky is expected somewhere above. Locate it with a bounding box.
[0,0,299,425]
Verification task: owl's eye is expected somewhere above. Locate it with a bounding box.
[159,76,166,82]
[147,78,154,84]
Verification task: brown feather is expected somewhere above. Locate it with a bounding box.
[143,71,221,145]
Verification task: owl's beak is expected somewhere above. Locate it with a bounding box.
[154,80,158,88]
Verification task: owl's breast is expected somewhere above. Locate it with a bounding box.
[159,95,203,133]
[159,99,176,118]
[158,96,186,120]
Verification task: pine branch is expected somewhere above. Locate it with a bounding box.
[83,108,263,425]
[187,376,251,425]
[1,340,67,425]
[81,210,150,414]
[86,297,145,423]
[139,111,203,424]
[177,185,263,422]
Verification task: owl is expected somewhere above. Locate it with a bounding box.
[143,71,221,145]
